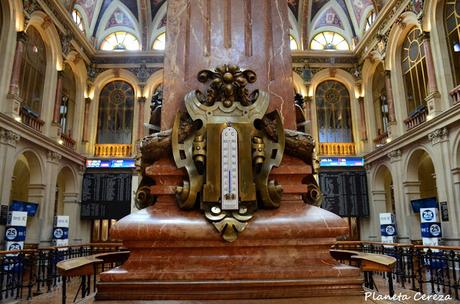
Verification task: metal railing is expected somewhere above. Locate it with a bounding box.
[0,243,123,301]
[318,142,356,156]
[60,133,76,150]
[19,108,45,132]
[333,241,460,300]
[404,105,428,130]
[94,144,132,157]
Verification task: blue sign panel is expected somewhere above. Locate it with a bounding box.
[4,226,26,241]
[10,200,39,217]
[380,224,397,236]
[52,227,69,240]
[411,197,438,213]
[421,222,442,238]
[319,157,364,167]
[86,159,135,169]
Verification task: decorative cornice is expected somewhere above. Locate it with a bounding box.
[428,127,448,145]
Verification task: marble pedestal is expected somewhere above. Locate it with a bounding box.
[96,198,362,300]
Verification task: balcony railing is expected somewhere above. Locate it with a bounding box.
[373,132,389,145]
[404,106,428,130]
[319,142,356,156]
[450,84,460,104]
[94,144,133,157]
[19,108,44,132]
[60,133,76,150]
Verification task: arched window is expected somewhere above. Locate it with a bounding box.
[97,80,134,144]
[19,27,46,115]
[100,32,141,51]
[60,64,76,136]
[316,80,353,143]
[310,31,350,51]
[72,9,85,33]
[290,35,299,50]
[401,27,428,114]
[152,32,166,50]
[445,0,460,86]
[364,10,377,32]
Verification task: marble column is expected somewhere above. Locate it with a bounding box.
[6,32,27,116]
[52,71,64,124]
[421,32,441,115]
[384,70,396,123]
[82,98,91,142]
[358,97,367,141]
[8,32,27,97]
[137,96,146,140]
[162,0,296,130]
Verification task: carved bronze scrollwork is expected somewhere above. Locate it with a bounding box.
[170,65,285,242]
[136,64,321,242]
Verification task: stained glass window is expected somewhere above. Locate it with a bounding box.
[152,32,166,50]
[19,27,46,115]
[310,31,350,51]
[445,0,460,85]
[100,32,141,51]
[316,80,353,143]
[401,28,428,114]
[97,81,134,144]
[72,9,84,32]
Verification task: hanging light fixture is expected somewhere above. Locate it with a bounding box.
[453,42,460,53]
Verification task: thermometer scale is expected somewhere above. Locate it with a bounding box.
[221,126,239,210]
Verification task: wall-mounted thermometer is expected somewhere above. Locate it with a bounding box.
[221,126,239,210]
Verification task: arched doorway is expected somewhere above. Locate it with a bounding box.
[374,165,395,215]
[10,151,43,246]
[405,149,438,242]
[55,167,76,217]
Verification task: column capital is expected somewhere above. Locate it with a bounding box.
[0,128,20,146]
[428,127,448,145]
[384,70,391,78]
[16,31,28,43]
[85,97,92,104]
[138,96,147,103]
[387,149,402,162]
[47,150,62,163]
[303,96,312,103]
[419,31,430,41]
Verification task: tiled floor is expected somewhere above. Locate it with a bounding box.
[2,276,458,304]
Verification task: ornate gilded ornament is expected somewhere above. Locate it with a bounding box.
[171,65,285,242]
[136,64,321,242]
